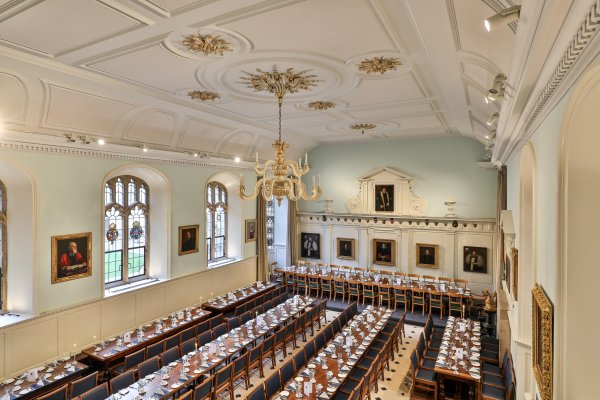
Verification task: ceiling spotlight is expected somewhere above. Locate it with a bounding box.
[234,156,241,163]
[141,145,148,152]
[486,73,507,102]
[485,130,497,141]
[193,153,198,157]
[484,5,520,32]
[486,112,499,126]
[97,138,106,145]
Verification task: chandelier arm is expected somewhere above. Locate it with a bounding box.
[282,176,299,201]
[288,161,307,177]
[255,160,275,176]
[294,177,322,201]
[239,178,265,201]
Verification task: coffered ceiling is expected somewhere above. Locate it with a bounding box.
[0,0,518,162]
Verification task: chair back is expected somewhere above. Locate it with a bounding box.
[449,293,463,312]
[195,320,209,336]
[437,277,452,284]
[123,348,145,371]
[412,287,426,303]
[138,356,160,378]
[315,332,325,350]
[284,271,296,286]
[280,360,295,386]
[308,274,319,288]
[320,276,333,290]
[80,383,108,400]
[333,277,346,292]
[264,371,281,398]
[227,317,241,330]
[246,385,266,400]
[193,377,213,400]
[164,334,180,350]
[197,330,212,347]
[362,282,377,298]
[70,371,98,399]
[212,322,227,338]
[160,347,180,366]
[422,275,436,282]
[296,273,307,287]
[179,326,196,343]
[407,273,420,281]
[240,310,253,324]
[38,385,67,400]
[110,370,135,394]
[214,363,232,389]
[454,278,468,289]
[293,349,306,370]
[180,338,197,355]
[305,340,316,360]
[209,315,223,329]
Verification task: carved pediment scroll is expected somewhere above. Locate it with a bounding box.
[345,167,426,215]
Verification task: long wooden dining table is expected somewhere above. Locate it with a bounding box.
[0,359,88,400]
[82,305,212,369]
[274,305,392,399]
[113,295,316,400]
[201,281,277,314]
[434,317,482,399]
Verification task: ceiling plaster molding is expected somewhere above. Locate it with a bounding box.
[457,51,505,75]
[0,132,253,171]
[367,0,408,53]
[446,0,462,51]
[0,0,43,24]
[480,0,518,34]
[496,0,600,163]
[135,0,218,18]
[0,71,29,122]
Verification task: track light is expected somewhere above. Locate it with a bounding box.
[485,130,497,141]
[486,112,499,126]
[484,5,520,32]
[486,73,506,103]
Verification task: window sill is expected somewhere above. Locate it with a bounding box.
[207,258,239,270]
[104,278,162,297]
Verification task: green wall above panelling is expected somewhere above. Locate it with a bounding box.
[299,136,497,218]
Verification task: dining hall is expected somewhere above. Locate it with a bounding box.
[0,1,595,399]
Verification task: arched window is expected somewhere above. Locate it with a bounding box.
[206,181,227,262]
[266,200,275,250]
[104,176,149,287]
[0,181,6,309]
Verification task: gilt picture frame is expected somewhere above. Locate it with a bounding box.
[51,232,92,284]
[336,238,355,260]
[416,243,439,269]
[532,284,553,400]
[373,239,395,266]
[179,225,199,255]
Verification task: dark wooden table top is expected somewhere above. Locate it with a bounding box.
[0,359,87,400]
[114,295,316,400]
[276,306,392,399]
[82,306,211,365]
[434,317,482,382]
[201,282,277,314]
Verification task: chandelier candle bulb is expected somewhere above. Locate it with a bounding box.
[255,152,258,163]
[318,175,320,187]
[305,153,308,164]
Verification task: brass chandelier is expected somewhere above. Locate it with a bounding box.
[239,66,322,205]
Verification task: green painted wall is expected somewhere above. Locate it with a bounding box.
[0,150,256,313]
[299,136,497,218]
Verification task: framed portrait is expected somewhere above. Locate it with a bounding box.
[532,284,553,400]
[51,232,92,284]
[512,248,519,300]
[245,219,257,243]
[300,232,321,259]
[374,184,394,212]
[373,239,395,266]
[416,243,439,268]
[463,246,487,273]
[179,225,199,255]
[336,238,355,260]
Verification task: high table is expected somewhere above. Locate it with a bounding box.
[275,306,392,399]
[114,295,315,400]
[82,305,211,371]
[434,317,482,399]
[0,359,88,400]
[201,282,277,315]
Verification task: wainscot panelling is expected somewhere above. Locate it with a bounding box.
[0,257,256,378]
[298,213,495,291]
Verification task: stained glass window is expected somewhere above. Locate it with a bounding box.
[104,176,149,287]
[266,200,275,250]
[206,181,227,262]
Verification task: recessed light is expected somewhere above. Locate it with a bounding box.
[97,138,105,145]
[234,156,241,163]
[193,153,198,157]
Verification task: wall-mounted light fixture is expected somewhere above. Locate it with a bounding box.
[486,112,499,126]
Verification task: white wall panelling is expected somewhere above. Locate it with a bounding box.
[297,212,495,293]
[0,257,256,379]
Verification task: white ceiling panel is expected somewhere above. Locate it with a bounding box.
[0,72,27,122]
[43,84,136,135]
[0,0,144,55]
[180,118,231,152]
[124,110,177,145]
[87,43,200,92]
[219,132,254,157]
[223,0,394,60]
[338,74,425,107]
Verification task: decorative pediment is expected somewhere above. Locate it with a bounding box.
[346,167,427,216]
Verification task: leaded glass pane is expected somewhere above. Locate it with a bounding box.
[104,183,112,206]
[139,186,147,205]
[116,179,124,205]
[128,180,136,206]
[104,207,123,284]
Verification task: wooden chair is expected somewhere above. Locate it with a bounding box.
[407,273,420,281]
[333,277,347,302]
[38,385,68,400]
[410,350,438,399]
[411,287,427,315]
[295,260,306,266]
[109,370,135,394]
[429,290,443,317]
[232,352,250,390]
[272,266,284,285]
[284,270,296,292]
[449,293,464,318]
[378,283,393,308]
[362,282,378,306]
[213,363,234,400]
[454,278,469,289]
[393,284,409,310]
[329,264,341,273]
[109,347,145,377]
[295,273,308,295]
[320,276,333,300]
[422,275,436,282]
[307,274,320,297]
[69,371,98,399]
[80,383,108,400]
[437,277,452,284]
[347,280,361,304]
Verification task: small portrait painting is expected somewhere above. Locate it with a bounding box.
[375,184,394,212]
[179,225,199,255]
[52,232,92,284]
[416,243,439,268]
[463,246,488,273]
[373,239,395,266]
[245,219,257,243]
[337,238,355,260]
[301,232,321,259]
